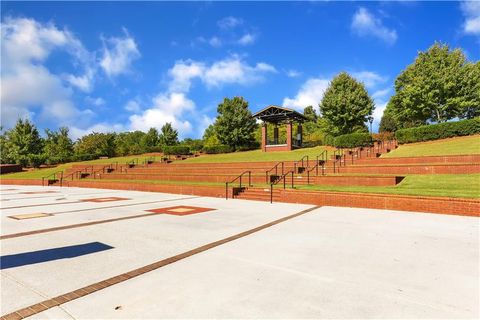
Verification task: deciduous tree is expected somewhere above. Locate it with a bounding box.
[319,72,374,136]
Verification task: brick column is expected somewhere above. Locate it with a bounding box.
[286,121,293,151]
[273,126,279,144]
[297,123,303,147]
[261,122,267,152]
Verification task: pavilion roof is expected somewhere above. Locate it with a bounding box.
[252,105,306,124]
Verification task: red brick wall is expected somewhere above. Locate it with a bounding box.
[1,179,478,217]
[0,164,22,174]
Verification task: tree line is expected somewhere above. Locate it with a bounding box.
[0,121,184,167]
[1,42,478,167]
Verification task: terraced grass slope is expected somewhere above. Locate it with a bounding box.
[384,135,480,158]
[182,146,330,163]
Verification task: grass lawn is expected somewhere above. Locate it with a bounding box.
[79,173,479,199]
[297,174,480,199]
[2,155,161,179]
[182,146,329,163]
[384,135,480,158]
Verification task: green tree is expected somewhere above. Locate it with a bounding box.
[214,96,257,149]
[303,106,318,122]
[378,112,398,133]
[115,131,146,156]
[4,119,43,166]
[141,128,160,151]
[74,132,116,158]
[43,127,74,164]
[159,123,179,146]
[388,42,478,126]
[319,72,374,136]
[458,61,480,119]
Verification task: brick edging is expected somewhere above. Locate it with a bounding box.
[1,179,478,217]
[0,206,319,320]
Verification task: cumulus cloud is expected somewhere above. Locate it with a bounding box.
[128,92,194,135]
[100,28,140,77]
[209,36,222,47]
[124,99,141,113]
[238,33,256,45]
[85,96,105,107]
[286,69,302,78]
[70,122,126,140]
[217,16,243,29]
[282,78,330,111]
[351,7,398,44]
[352,71,387,89]
[168,56,276,90]
[0,17,90,128]
[461,1,480,35]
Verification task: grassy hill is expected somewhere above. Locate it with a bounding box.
[384,135,480,158]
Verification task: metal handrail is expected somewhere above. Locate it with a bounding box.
[126,158,138,168]
[269,170,294,203]
[265,161,284,183]
[42,171,64,186]
[142,156,156,166]
[92,163,117,179]
[225,171,252,200]
[62,165,94,182]
[293,155,309,173]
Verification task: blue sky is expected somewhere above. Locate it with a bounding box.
[1,1,479,139]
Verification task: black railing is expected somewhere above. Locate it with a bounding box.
[142,156,156,166]
[316,150,328,176]
[62,165,94,183]
[225,171,252,200]
[126,158,139,168]
[293,155,309,174]
[269,170,294,203]
[42,171,63,186]
[92,163,117,179]
[265,161,284,183]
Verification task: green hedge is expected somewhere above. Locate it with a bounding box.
[334,133,373,148]
[203,145,234,154]
[163,145,191,155]
[395,118,480,144]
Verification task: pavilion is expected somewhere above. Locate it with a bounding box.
[253,105,306,152]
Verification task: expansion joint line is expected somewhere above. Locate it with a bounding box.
[0,206,320,320]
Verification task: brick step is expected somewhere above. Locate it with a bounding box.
[234,188,281,202]
[355,154,480,165]
[99,173,267,184]
[331,163,479,174]
[293,175,404,186]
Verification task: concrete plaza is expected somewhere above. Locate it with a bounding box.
[1,185,478,319]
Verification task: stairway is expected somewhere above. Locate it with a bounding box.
[234,187,281,202]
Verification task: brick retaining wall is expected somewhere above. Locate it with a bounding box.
[1,179,478,217]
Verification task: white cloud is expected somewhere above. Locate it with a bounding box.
[0,17,90,128]
[286,69,302,78]
[70,122,125,140]
[217,16,243,29]
[282,78,330,112]
[461,1,480,35]
[238,33,256,45]
[352,71,387,88]
[168,59,205,92]
[124,99,141,113]
[209,36,222,47]
[203,57,276,87]
[65,68,95,92]
[168,56,276,90]
[372,88,391,100]
[85,96,105,107]
[128,92,194,135]
[100,28,140,77]
[351,7,398,44]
